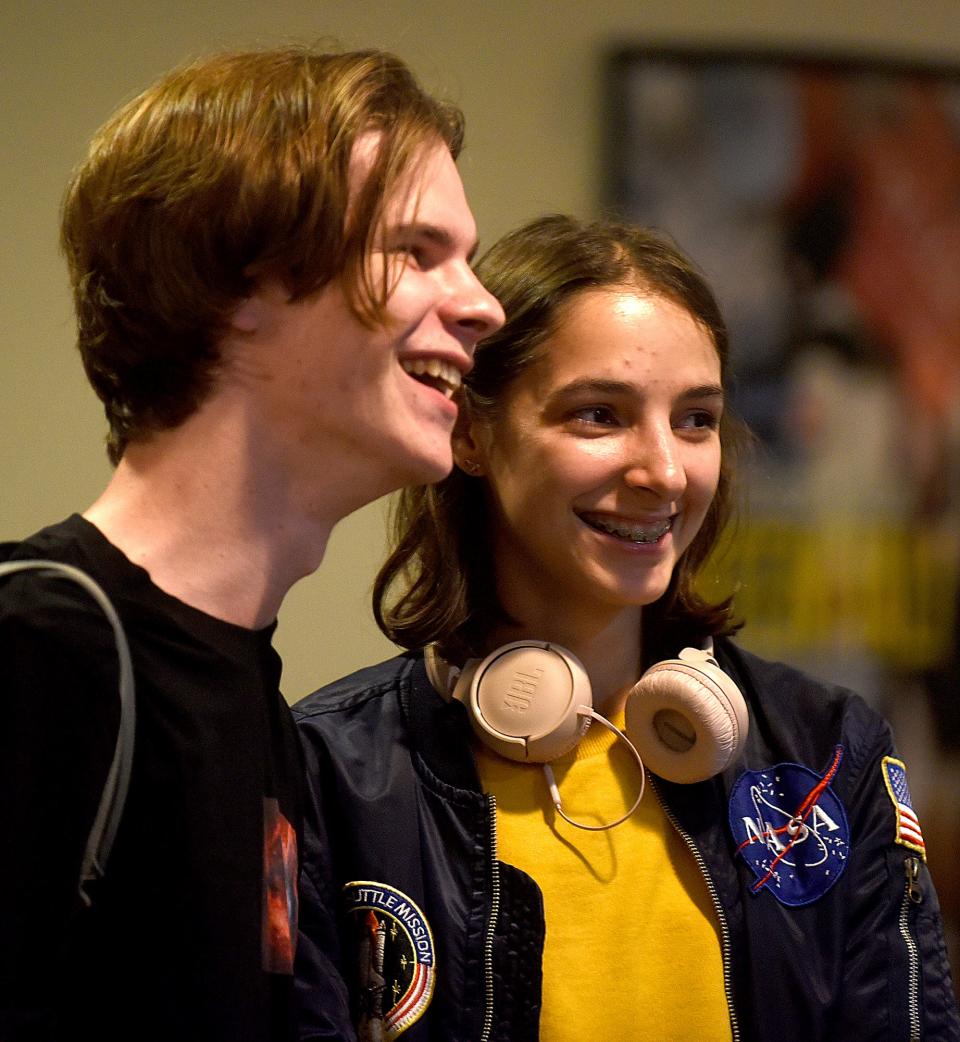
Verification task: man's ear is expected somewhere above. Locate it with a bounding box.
[228,278,289,335]
[229,295,265,335]
[228,295,262,331]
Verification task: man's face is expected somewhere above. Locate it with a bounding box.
[226,135,504,516]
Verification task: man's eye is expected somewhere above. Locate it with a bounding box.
[390,244,426,268]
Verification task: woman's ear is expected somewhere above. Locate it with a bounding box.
[452,405,487,477]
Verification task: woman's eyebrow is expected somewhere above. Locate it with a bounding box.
[550,378,725,401]
[682,384,725,401]
[550,377,635,398]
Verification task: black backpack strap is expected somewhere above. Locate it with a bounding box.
[0,559,136,906]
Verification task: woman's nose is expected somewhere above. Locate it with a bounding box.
[622,426,686,500]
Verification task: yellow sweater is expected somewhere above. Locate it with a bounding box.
[475,713,732,1042]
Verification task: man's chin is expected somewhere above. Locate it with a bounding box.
[380,443,454,493]
[410,454,454,487]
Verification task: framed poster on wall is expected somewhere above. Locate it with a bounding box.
[604,46,960,697]
[603,46,960,970]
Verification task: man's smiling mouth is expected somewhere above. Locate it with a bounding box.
[401,358,462,399]
[577,513,674,544]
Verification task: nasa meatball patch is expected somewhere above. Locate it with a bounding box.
[728,746,850,907]
[343,881,436,1039]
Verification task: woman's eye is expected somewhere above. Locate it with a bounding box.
[570,405,619,426]
[677,410,721,431]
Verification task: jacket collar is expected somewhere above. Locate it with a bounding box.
[400,651,485,795]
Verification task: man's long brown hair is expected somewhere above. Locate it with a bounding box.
[61,46,463,462]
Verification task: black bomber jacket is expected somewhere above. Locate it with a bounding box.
[292,640,960,1041]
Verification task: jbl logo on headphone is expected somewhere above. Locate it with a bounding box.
[503,668,544,714]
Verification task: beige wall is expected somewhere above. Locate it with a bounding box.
[3,0,958,701]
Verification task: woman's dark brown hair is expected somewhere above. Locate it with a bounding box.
[375,214,745,665]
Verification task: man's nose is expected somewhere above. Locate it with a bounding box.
[443,266,505,344]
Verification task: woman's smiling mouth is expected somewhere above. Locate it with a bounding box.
[577,512,674,544]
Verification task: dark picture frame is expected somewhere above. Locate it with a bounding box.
[603,45,960,698]
[603,47,960,976]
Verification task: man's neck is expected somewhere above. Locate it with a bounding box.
[84,437,335,631]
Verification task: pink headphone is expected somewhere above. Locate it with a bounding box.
[427,640,748,830]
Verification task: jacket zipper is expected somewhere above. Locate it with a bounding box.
[651,777,741,1042]
[901,855,923,1042]
[480,793,500,1042]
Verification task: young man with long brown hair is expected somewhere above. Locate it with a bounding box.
[0,45,502,1042]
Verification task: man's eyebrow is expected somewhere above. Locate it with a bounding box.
[387,222,479,260]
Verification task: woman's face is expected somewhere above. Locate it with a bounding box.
[460,287,723,630]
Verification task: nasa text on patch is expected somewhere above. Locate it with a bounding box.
[881,756,926,860]
[729,746,850,907]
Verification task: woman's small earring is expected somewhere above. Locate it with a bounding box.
[461,459,482,476]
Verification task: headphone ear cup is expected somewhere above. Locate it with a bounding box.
[625,650,748,784]
[463,641,593,763]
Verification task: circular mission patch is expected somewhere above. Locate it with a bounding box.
[342,881,436,1039]
[728,750,850,907]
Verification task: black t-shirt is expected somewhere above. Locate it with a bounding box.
[0,515,303,1041]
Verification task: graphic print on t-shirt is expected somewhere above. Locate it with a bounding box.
[262,797,298,973]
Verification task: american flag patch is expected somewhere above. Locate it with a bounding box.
[881,756,926,860]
